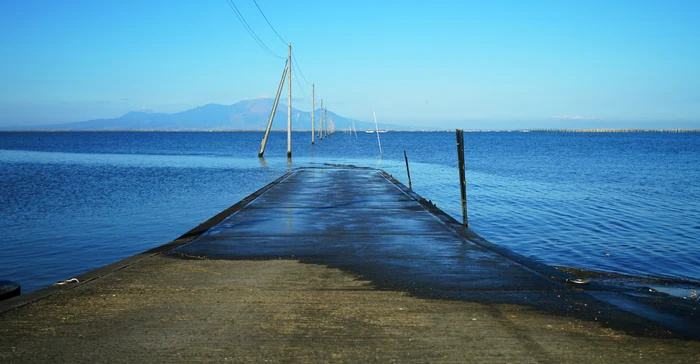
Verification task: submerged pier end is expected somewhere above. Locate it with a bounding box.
[1,167,698,362]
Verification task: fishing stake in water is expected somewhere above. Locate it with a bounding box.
[456,129,468,226]
[373,110,382,155]
[404,150,412,190]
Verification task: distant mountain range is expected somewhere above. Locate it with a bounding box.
[2,99,407,131]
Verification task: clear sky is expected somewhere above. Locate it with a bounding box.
[1,0,699,129]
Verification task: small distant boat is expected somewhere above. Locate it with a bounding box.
[365,130,375,133]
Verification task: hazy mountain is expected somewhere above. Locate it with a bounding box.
[2,99,407,131]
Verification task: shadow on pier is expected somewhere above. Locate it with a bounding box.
[1,166,698,362]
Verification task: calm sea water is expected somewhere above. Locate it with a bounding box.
[1,131,698,293]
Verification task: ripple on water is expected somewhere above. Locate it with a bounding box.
[415,167,700,283]
[1,132,699,291]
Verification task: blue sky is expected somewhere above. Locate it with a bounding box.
[1,0,699,129]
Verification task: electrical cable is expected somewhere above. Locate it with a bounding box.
[295,75,308,99]
[225,1,318,104]
[292,50,313,86]
[290,58,309,98]
[252,0,287,45]
[225,0,285,59]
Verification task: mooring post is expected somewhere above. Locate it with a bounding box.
[456,129,468,226]
[404,149,412,190]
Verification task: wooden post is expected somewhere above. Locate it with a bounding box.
[404,150,412,190]
[456,129,468,226]
[258,64,288,157]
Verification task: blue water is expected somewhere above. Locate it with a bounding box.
[1,131,699,293]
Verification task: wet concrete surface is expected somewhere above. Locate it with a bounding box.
[174,168,699,337]
[1,166,699,362]
[175,168,565,292]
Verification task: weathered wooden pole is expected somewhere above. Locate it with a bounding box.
[404,150,412,190]
[287,43,292,159]
[456,129,468,226]
[258,64,288,157]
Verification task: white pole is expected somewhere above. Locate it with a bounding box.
[311,83,315,144]
[287,43,292,159]
[258,64,288,157]
[373,110,382,155]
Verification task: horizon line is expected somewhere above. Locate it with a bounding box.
[2,129,699,133]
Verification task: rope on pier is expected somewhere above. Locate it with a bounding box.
[54,278,79,286]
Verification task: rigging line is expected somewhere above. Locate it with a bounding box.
[291,50,312,86]
[225,0,285,59]
[252,0,287,45]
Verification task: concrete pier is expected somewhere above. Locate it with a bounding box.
[1,167,698,363]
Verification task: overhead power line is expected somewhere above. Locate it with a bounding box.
[291,51,313,87]
[225,0,285,59]
[289,57,308,99]
[224,0,317,104]
[252,0,287,45]
[294,73,308,99]
[252,0,313,94]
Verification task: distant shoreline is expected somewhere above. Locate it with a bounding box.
[1,129,699,133]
